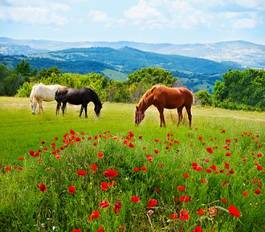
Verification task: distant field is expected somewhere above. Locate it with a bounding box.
[1,97,265,231]
[0,97,264,162]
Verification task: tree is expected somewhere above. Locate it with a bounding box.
[195,90,212,106]
[128,67,177,86]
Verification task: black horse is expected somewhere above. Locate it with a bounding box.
[55,87,102,117]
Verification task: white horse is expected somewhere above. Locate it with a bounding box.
[30,83,65,114]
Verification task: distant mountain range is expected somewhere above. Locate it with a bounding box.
[1,37,264,91]
[1,37,265,68]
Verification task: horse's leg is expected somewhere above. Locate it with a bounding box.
[185,105,192,127]
[62,102,67,115]
[39,100,43,113]
[56,102,61,115]
[84,104,88,118]
[32,97,38,114]
[158,107,165,127]
[177,105,184,126]
[79,105,83,117]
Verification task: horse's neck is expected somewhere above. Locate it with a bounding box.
[139,94,153,112]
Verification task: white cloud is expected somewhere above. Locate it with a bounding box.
[0,0,70,26]
[88,10,109,23]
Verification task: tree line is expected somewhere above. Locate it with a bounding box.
[1,60,265,111]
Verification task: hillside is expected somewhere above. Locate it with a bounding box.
[0,47,241,91]
[1,37,265,68]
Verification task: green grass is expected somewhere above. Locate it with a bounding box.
[0,97,265,232]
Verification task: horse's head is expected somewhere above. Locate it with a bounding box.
[94,102,102,117]
[30,97,37,114]
[135,105,145,125]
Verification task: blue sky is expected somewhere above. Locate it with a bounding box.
[0,0,265,44]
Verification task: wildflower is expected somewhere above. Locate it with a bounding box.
[71,229,81,232]
[76,170,87,176]
[179,209,189,221]
[147,199,157,208]
[183,173,189,179]
[146,155,153,162]
[206,146,214,154]
[131,195,141,203]
[104,169,119,179]
[98,151,104,159]
[154,148,159,154]
[68,185,76,194]
[242,191,248,197]
[99,200,110,208]
[101,182,108,191]
[133,167,140,172]
[220,198,228,204]
[257,164,263,171]
[88,210,100,221]
[114,201,122,214]
[128,142,135,148]
[197,208,205,216]
[208,206,218,217]
[255,188,261,195]
[228,205,240,218]
[192,226,203,232]
[17,156,24,161]
[38,183,47,192]
[75,137,81,142]
[90,164,98,173]
[177,185,186,191]
[169,213,178,219]
[179,195,191,202]
[70,129,75,135]
[97,227,105,232]
[140,165,147,172]
[225,151,232,157]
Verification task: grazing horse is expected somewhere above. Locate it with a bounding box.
[55,87,102,117]
[135,85,193,127]
[30,83,65,114]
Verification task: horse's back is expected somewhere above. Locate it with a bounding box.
[31,83,63,101]
[153,85,193,108]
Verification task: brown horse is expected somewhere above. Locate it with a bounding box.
[135,85,193,127]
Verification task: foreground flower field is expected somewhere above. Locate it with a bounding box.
[1,126,265,231]
[0,98,265,231]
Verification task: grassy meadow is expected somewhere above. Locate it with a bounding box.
[0,97,265,232]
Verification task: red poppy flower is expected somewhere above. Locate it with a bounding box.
[68,185,76,194]
[179,195,191,202]
[147,199,157,208]
[131,195,141,203]
[255,188,261,195]
[5,166,11,172]
[101,182,108,191]
[257,164,263,171]
[183,173,189,179]
[17,156,24,161]
[70,129,75,135]
[242,191,248,197]
[38,183,47,192]
[71,229,81,232]
[220,198,228,204]
[179,209,189,221]
[104,169,119,179]
[88,210,100,221]
[114,201,122,214]
[228,205,240,218]
[169,213,178,219]
[177,185,185,191]
[98,151,104,159]
[133,167,140,172]
[99,200,110,208]
[127,131,134,138]
[146,155,153,162]
[90,164,98,173]
[206,146,214,154]
[154,149,159,154]
[76,169,87,176]
[97,227,105,232]
[192,226,203,232]
[140,165,147,172]
[197,208,205,216]
[225,151,232,157]
[128,142,135,148]
[225,139,231,144]
[75,137,81,142]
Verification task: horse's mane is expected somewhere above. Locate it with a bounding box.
[137,84,161,107]
[87,88,102,106]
